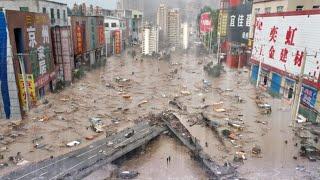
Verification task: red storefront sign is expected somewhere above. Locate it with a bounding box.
[99,25,105,45]
[199,12,212,33]
[76,24,83,54]
[114,30,121,54]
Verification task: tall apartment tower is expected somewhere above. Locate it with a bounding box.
[157,4,168,35]
[142,24,159,55]
[117,0,144,11]
[167,8,180,47]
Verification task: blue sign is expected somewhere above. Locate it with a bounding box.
[301,85,317,108]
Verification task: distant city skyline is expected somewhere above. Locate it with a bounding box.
[54,0,117,9]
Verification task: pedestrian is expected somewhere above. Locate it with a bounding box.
[205,142,208,147]
[166,157,168,164]
[168,156,171,163]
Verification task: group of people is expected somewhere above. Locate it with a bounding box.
[166,156,171,164]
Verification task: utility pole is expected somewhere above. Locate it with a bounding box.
[238,46,242,70]
[217,32,220,64]
[256,57,263,88]
[291,48,307,128]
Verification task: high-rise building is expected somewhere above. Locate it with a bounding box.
[117,0,144,11]
[142,24,159,55]
[181,23,189,49]
[167,8,180,47]
[157,3,168,35]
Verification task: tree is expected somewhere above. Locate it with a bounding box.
[197,6,219,52]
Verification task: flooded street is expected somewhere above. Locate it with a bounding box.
[116,135,208,180]
[0,47,319,179]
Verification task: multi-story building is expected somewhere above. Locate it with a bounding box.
[70,15,106,68]
[104,16,123,56]
[0,0,68,27]
[142,24,159,56]
[117,0,144,12]
[157,4,168,36]
[167,9,181,48]
[132,10,143,43]
[249,0,320,41]
[0,0,74,85]
[181,23,189,50]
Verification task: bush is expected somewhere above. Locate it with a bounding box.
[73,67,86,79]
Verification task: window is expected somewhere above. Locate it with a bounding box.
[57,9,60,19]
[105,23,109,27]
[111,23,116,27]
[264,7,271,14]
[254,8,260,14]
[276,6,284,12]
[19,7,29,12]
[50,8,55,19]
[296,5,304,11]
[42,7,46,14]
[63,10,66,21]
[313,5,320,9]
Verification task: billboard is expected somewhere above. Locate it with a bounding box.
[200,12,212,33]
[301,85,317,108]
[251,12,320,80]
[227,1,252,43]
[114,30,121,55]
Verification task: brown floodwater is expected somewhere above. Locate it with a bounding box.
[88,135,208,180]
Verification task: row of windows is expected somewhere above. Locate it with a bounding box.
[42,7,66,20]
[255,4,320,14]
[105,22,127,28]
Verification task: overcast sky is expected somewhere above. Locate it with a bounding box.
[54,0,117,9]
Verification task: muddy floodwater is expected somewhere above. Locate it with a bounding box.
[117,135,208,180]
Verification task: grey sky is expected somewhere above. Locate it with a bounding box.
[53,0,117,9]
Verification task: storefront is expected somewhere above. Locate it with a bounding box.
[269,72,281,96]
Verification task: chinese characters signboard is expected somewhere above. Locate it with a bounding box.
[76,23,84,54]
[18,74,37,110]
[227,1,252,43]
[114,30,121,55]
[200,12,212,33]
[251,13,320,80]
[98,24,105,45]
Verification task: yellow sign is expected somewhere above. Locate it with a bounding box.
[218,12,228,37]
[18,74,37,110]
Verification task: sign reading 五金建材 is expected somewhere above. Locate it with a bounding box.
[251,11,320,80]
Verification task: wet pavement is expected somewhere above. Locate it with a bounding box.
[0,46,319,179]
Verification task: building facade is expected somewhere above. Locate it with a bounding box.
[249,0,320,42]
[4,10,57,117]
[142,25,159,56]
[250,10,320,122]
[0,11,21,120]
[0,0,68,27]
[70,15,106,68]
[181,23,189,50]
[167,9,181,48]
[117,0,144,12]
[157,4,168,36]
[104,16,123,56]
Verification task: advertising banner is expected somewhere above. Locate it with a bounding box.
[251,12,320,80]
[301,85,318,108]
[76,24,83,54]
[18,74,37,110]
[200,12,212,33]
[227,0,252,43]
[114,30,121,55]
